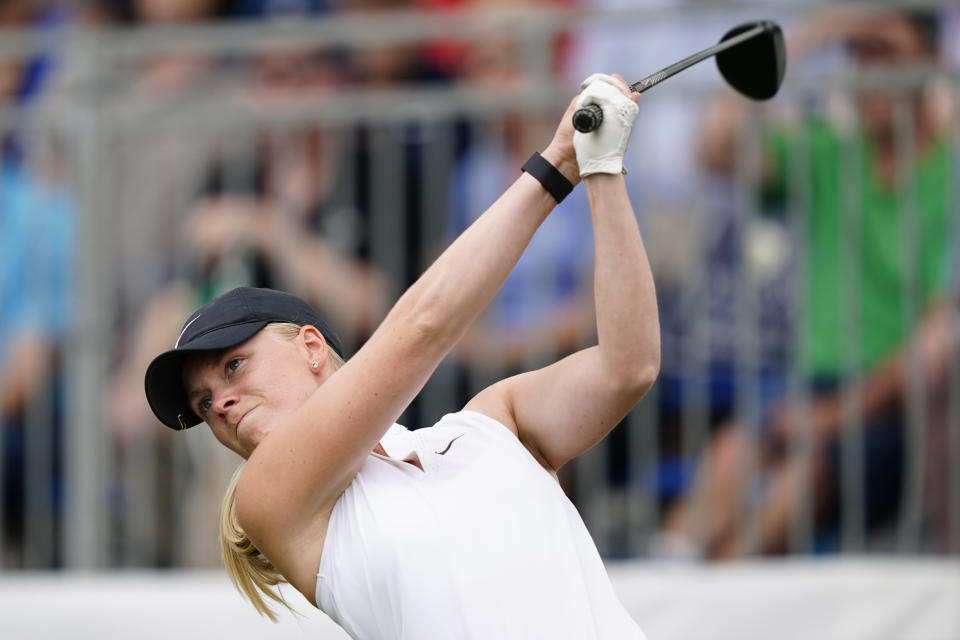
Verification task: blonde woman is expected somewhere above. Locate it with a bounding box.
[145,73,658,639]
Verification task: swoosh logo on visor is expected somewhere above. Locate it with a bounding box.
[175,314,202,348]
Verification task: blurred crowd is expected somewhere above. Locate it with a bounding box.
[1,0,958,569]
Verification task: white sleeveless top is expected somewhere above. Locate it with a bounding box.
[315,410,646,640]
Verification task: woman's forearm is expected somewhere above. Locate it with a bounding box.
[365,90,581,360]
[386,168,565,357]
[585,174,660,387]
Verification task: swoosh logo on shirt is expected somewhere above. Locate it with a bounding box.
[434,434,464,455]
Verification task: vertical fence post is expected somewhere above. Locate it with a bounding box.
[895,92,926,553]
[62,29,111,569]
[839,95,865,553]
[949,116,960,555]
[786,91,815,555]
[730,105,764,556]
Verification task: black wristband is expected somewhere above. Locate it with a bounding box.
[521,152,574,204]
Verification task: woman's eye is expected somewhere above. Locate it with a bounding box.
[199,398,212,414]
[227,358,242,373]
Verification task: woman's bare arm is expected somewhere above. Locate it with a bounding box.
[466,74,659,471]
[467,172,660,471]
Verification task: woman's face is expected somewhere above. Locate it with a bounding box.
[183,329,321,458]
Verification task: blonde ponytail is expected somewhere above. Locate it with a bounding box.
[219,465,290,622]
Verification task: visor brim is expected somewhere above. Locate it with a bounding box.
[143,321,268,430]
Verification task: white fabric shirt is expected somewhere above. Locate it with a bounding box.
[315,410,647,639]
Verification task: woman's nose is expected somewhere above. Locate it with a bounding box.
[212,389,238,415]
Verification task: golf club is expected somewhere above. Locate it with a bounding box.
[572,20,786,133]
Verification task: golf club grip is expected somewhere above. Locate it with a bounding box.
[572,104,603,133]
[571,78,649,133]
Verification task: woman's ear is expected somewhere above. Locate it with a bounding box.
[299,325,329,373]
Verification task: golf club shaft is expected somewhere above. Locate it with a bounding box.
[573,23,769,132]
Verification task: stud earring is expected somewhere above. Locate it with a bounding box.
[311,361,320,369]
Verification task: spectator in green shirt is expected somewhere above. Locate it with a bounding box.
[658,8,957,558]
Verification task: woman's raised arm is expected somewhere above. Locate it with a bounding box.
[466,73,660,472]
[236,96,585,546]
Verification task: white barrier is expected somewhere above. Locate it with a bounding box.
[614,558,960,640]
[1,558,957,639]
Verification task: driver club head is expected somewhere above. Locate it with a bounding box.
[715,20,786,100]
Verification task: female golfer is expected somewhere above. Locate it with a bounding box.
[145,73,657,639]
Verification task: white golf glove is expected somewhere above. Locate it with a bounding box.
[573,73,639,177]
